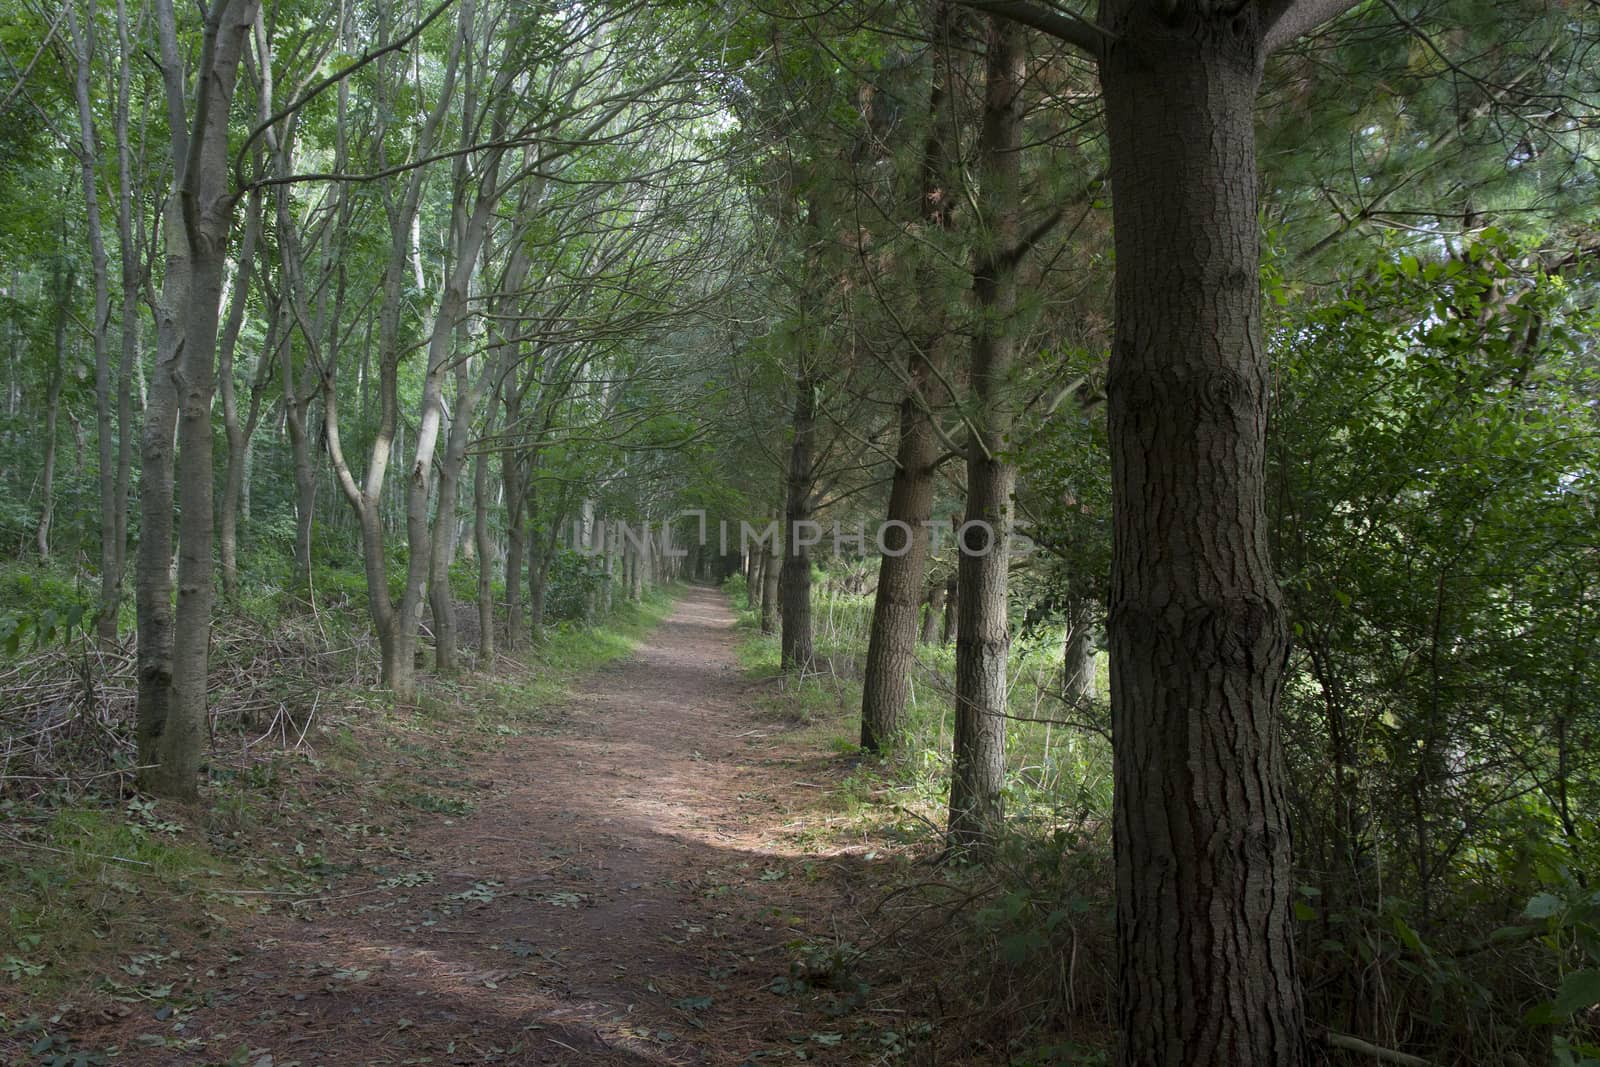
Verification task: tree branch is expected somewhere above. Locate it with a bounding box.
[1260,0,1364,56]
[955,0,1110,59]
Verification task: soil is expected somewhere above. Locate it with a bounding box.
[59,586,918,1066]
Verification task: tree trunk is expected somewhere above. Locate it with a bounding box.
[948,15,1023,850]
[100,0,140,643]
[942,571,958,645]
[780,372,817,672]
[604,519,618,612]
[920,582,946,645]
[279,297,317,600]
[588,512,608,619]
[858,1,958,756]
[504,454,524,645]
[138,0,261,800]
[37,267,69,562]
[1063,595,1097,704]
[760,540,780,634]
[525,481,552,638]
[217,190,263,604]
[67,0,117,631]
[430,354,475,673]
[1100,7,1302,1063]
[474,447,495,665]
[859,394,936,751]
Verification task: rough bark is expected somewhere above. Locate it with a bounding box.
[760,539,780,635]
[1099,5,1302,1062]
[858,395,935,750]
[859,7,959,754]
[948,15,1023,850]
[779,372,817,672]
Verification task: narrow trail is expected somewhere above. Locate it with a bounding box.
[97,586,897,1066]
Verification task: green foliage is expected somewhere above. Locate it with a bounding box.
[1270,238,1600,1060]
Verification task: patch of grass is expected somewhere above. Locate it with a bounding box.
[0,801,222,998]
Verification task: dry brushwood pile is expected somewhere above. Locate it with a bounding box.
[0,612,368,805]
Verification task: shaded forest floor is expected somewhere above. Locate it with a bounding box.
[3,587,955,1066]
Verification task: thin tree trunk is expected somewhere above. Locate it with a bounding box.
[430,353,475,673]
[761,539,781,634]
[37,265,69,562]
[67,0,117,630]
[105,0,139,641]
[780,371,817,672]
[942,571,958,645]
[217,189,263,603]
[504,453,524,646]
[947,16,1023,850]
[1100,6,1302,1062]
[474,445,495,665]
[920,582,946,645]
[1062,596,1097,704]
[604,518,617,613]
[748,549,763,611]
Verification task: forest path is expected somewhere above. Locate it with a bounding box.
[101,586,892,1066]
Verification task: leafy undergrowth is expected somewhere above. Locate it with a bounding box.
[728,592,1117,1065]
[0,590,676,1065]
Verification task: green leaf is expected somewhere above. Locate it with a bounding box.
[1553,970,1600,1018]
[1525,893,1564,920]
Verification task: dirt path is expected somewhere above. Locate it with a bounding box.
[87,586,901,1066]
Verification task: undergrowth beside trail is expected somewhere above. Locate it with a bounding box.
[0,588,677,1063]
[725,579,1118,1065]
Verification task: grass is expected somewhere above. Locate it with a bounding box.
[724,576,1119,1063]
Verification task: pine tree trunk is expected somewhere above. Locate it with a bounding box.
[760,540,780,634]
[859,1,957,754]
[859,396,936,751]
[948,15,1023,850]
[1100,7,1302,1062]
[780,374,817,672]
